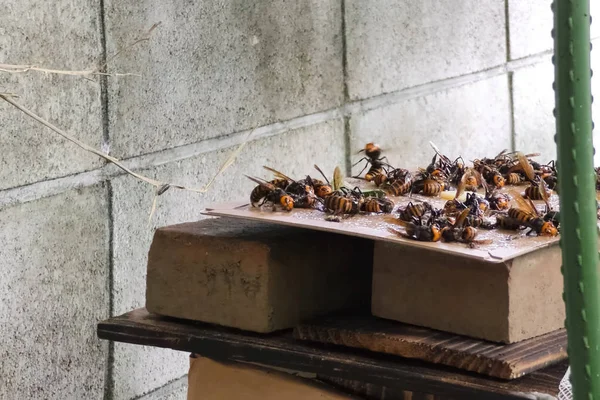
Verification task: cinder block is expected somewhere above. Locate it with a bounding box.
[110,120,345,398]
[349,75,511,169]
[112,344,188,400]
[0,0,104,190]
[0,185,109,399]
[512,60,556,162]
[372,242,565,343]
[508,0,600,60]
[104,0,343,158]
[513,39,600,164]
[345,0,506,100]
[146,218,373,332]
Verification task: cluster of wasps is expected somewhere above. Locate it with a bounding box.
[352,142,561,245]
[246,164,396,221]
[245,142,563,247]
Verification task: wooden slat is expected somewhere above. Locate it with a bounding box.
[97,309,567,400]
[318,375,458,400]
[293,315,567,380]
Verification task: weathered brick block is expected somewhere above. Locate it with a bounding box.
[0,185,109,399]
[508,0,600,60]
[146,218,373,332]
[345,0,506,99]
[0,0,104,190]
[104,0,343,158]
[512,38,600,164]
[372,242,564,343]
[349,75,511,169]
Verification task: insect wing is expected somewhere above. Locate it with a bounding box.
[263,166,294,182]
[333,166,344,191]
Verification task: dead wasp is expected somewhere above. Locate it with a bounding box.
[474,160,505,189]
[398,201,432,222]
[443,198,467,216]
[387,220,442,242]
[506,190,558,236]
[312,164,335,198]
[495,214,524,230]
[374,167,410,188]
[250,169,291,205]
[384,168,413,196]
[504,172,524,185]
[374,173,388,187]
[324,188,364,215]
[482,180,511,211]
[411,170,446,196]
[353,142,390,182]
[321,166,365,215]
[443,169,482,216]
[246,176,294,211]
[441,208,489,245]
[538,160,558,191]
[263,166,318,209]
[465,192,489,213]
[427,142,462,183]
[515,153,552,200]
[361,197,395,213]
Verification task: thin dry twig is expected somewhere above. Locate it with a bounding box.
[0,22,160,77]
[0,93,254,200]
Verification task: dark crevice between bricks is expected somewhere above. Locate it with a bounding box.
[507,72,517,152]
[98,0,114,396]
[103,180,116,400]
[504,0,517,152]
[98,0,110,148]
[341,0,352,176]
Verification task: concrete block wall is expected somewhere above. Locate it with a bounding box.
[1,1,596,399]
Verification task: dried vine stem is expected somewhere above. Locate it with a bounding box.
[0,22,161,77]
[0,93,253,197]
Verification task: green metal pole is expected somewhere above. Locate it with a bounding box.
[553,0,600,398]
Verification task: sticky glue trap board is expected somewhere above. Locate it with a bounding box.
[202,185,562,263]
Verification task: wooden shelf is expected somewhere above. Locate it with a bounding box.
[98,309,567,400]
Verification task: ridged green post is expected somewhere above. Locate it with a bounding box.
[553,0,600,398]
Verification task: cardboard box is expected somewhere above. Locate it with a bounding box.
[187,355,355,399]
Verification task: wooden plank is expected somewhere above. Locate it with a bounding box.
[294,315,567,380]
[318,375,458,400]
[97,309,567,400]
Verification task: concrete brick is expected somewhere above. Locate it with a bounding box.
[0,0,104,190]
[112,344,188,400]
[146,219,372,332]
[144,377,186,400]
[345,0,506,100]
[104,0,343,159]
[509,0,600,60]
[349,75,511,170]
[0,185,109,400]
[110,119,345,399]
[513,39,600,164]
[372,242,564,343]
[512,60,555,162]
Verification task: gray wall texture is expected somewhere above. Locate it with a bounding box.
[0,0,598,399]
